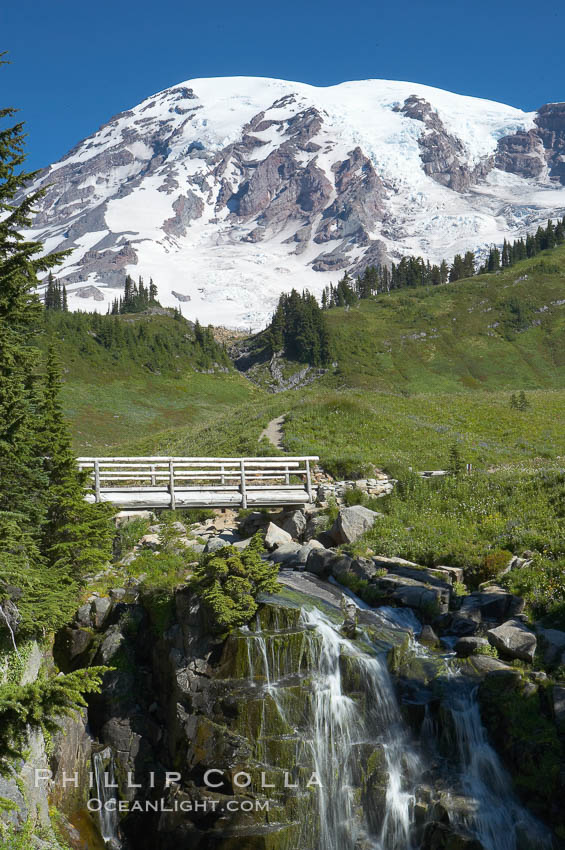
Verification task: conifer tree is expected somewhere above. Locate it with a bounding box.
[39,345,114,577]
[0,78,67,527]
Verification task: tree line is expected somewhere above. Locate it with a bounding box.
[320,216,565,309]
[45,309,231,373]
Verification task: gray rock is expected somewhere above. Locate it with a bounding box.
[330,505,382,544]
[329,555,354,579]
[264,522,292,550]
[296,540,323,564]
[91,596,112,629]
[58,627,94,664]
[75,602,92,628]
[465,655,515,677]
[270,543,303,565]
[281,509,307,540]
[304,513,328,541]
[391,584,448,615]
[536,627,565,666]
[455,636,490,657]
[316,484,335,504]
[459,589,524,623]
[232,537,253,551]
[205,536,230,553]
[97,628,125,664]
[487,618,537,663]
[306,547,336,578]
[349,557,378,581]
[139,533,161,550]
[419,625,440,647]
[120,552,138,567]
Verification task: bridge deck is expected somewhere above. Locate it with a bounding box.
[78,456,319,510]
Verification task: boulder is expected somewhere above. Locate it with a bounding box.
[422,821,483,849]
[91,596,112,629]
[419,625,440,648]
[391,584,449,615]
[57,627,94,666]
[455,636,490,657]
[97,627,125,664]
[281,509,307,540]
[487,618,537,663]
[465,655,515,677]
[330,505,382,544]
[139,533,161,551]
[304,512,328,541]
[295,540,323,564]
[536,627,565,666]
[459,589,524,623]
[270,543,303,565]
[329,555,354,579]
[443,614,480,637]
[264,522,293,550]
[232,537,253,551]
[306,547,337,578]
[205,536,230,553]
[350,557,378,582]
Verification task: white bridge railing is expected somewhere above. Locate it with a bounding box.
[77,456,319,510]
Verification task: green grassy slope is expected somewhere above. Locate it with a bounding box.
[42,311,264,453]
[54,247,565,475]
[324,249,565,393]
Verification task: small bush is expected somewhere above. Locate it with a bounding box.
[475,642,499,658]
[190,534,278,633]
[469,549,513,587]
[114,517,150,559]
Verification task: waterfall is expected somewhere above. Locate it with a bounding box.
[237,600,554,849]
[92,749,121,849]
[446,682,552,850]
[300,607,419,850]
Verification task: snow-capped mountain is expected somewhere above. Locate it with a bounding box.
[24,77,565,328]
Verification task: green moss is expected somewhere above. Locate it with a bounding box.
[479,676,564,827]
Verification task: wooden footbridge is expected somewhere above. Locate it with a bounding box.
[78,456,319,510]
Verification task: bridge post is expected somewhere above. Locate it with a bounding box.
[150,464,156,486]
[94,460,101,503]
[240,459,247,509]
[305,459,313,503]
[169,459,176,510]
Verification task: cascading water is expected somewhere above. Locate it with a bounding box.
[237,596,555,849]
[445,680,552,850]
[242,605,420,848]
[92,749,121,850]
[301,607,420,850]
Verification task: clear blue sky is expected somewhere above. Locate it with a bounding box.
[2,0,564,171]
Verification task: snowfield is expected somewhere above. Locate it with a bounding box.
[24,76,565,329]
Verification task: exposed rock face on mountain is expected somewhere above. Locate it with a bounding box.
[396,95,494,191]
[22,77,565,328]
[496,101,565,183]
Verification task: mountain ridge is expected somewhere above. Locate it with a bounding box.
[23,76,565,327]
